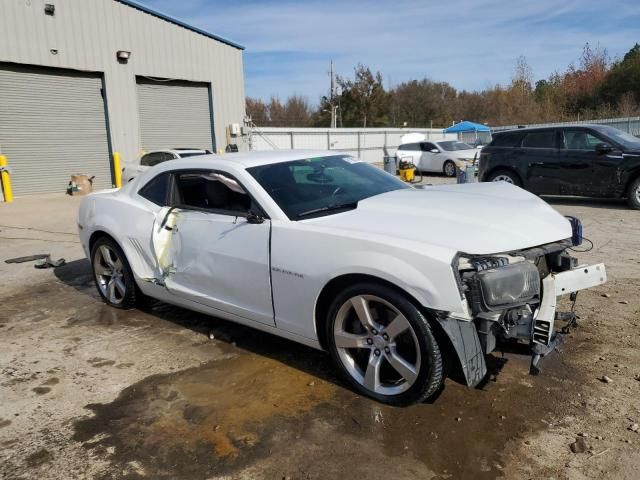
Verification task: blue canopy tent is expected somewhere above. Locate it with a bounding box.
[444,121,492,145]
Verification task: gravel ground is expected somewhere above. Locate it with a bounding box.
[1,179,639,480]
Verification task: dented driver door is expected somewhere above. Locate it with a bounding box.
[160,208,274,326]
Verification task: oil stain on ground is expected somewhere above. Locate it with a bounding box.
[72,330,584,480]
[73,353,338,479]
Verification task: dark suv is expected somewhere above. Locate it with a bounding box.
[478,124,640,209]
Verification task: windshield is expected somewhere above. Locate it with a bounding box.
[598,126,640,149]
[248,155,409,220]
[437,141,474,151]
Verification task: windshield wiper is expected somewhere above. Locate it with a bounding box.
[297,202,358,218]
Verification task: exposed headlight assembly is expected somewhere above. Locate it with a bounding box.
[467,261,540,312]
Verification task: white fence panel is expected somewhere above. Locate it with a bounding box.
[249,127,457,163]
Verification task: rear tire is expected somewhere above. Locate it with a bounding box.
[443,160,456,177]
[90,237,139,309]
[487,169,521,187]
[326,282,443,406]
[627,176,640,210]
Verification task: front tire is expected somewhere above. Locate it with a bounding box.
[487,169,521,187]
[90,237,138,309]
[627,176,640,210]
[443,160,456,177]
[326,283,443,406]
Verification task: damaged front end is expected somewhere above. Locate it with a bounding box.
[444,235,606,387]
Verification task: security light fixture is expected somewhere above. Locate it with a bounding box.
[44,4,55,15]
[116,50,131,62]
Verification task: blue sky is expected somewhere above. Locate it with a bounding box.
[144,0,639,103]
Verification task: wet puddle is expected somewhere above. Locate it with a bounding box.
[72,316,582,480]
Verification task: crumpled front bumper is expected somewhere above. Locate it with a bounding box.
[439,262,607,388]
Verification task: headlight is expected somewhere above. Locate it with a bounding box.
[468,262,540,312]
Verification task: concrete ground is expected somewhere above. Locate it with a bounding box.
[1,178,639,480]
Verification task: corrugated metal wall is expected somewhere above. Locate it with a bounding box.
[0,63,112,194]
[0,0,245,193]
[250,128,458,163]
[136,78,213,152]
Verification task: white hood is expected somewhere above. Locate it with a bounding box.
[307,182,572,255]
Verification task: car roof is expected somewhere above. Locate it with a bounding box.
[178,149,348,168]
[494,124,607,135]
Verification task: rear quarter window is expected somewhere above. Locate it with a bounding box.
[490,133,524,147]
[138,172,170,206]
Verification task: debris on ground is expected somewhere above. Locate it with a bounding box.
[570,437,590,454]
[630,423,639,433]
[34,255,66,269]
[5,254,51,264]
[600,375,613,383]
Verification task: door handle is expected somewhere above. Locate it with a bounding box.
[529,162,544,166]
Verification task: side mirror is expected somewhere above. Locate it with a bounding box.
[430,148,439,153]
[246,210,265,224]
[595,142,613,154]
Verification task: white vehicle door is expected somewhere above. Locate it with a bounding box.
[154,169,274,326]
[419,142,442,172]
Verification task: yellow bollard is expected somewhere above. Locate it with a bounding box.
[112,152,122,188]
[0,155,13,203]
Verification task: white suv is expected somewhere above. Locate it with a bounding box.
[122,148,210,183]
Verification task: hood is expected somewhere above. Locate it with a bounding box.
[306,182,572,255]
[450,149,479,159]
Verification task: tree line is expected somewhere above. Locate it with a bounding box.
[246,42,640,129]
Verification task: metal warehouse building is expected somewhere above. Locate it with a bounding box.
[0,0,245,195]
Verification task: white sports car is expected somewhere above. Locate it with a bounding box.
[397,140,480,176]
[78,150,606,405]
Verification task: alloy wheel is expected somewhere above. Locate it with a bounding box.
[333,295,421,396]
[93,245,127,305]
[492,174,514,184]
[444,162,456,177]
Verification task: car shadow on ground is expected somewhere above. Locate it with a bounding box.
[53,258,513,403]
[53,258,344,388]
[542,195,629,210]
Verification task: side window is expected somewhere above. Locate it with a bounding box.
[138,172,170,206]
[522,131,556,148]
[163,152,177,161]
[563,130,603,150]
[140,153,153,167]
[421,142,436,152]
[173,171,252,215]
[141,152,165,167]
[490,133,524,147]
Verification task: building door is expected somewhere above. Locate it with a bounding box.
[136,78,214,153]
[0,63,112,195]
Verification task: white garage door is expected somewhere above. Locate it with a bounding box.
[136,78,214,152]
[0,63,112,195]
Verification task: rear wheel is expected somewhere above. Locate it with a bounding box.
[326,282,443,406]
[487,169,521,187]
[443,160,456,177]
[627,177,640,210]
[90,237,138,309]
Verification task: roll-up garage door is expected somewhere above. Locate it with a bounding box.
[0,63,112,195]
[136,78,214,152]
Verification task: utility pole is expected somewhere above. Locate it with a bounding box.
[329,60,337,129]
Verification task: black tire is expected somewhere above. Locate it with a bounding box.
[627,176,640,210]
[443,160,456,177]
[326,282,443,406]
[90,236,139,309]
[487,168,521,187]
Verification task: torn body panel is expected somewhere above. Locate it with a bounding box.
[153,209,274,326]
